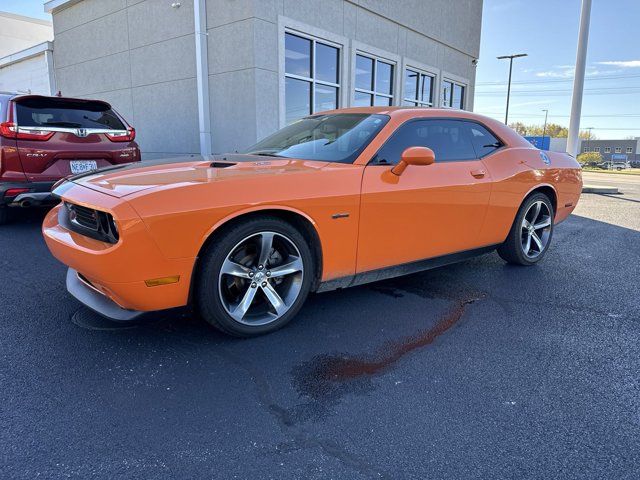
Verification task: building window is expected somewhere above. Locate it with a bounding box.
[583,147,589,152]
[441,80,465,109]
[627,147,633,153]
[615,147,622,153]
[354,53,394,107]
[284,32,340,124]
[604,147,611,153]
[593,147,600,153]
[403,68,435,107]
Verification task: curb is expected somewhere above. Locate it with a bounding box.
[581,185,620,194]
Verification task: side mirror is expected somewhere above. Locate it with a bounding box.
[391,146,435,176]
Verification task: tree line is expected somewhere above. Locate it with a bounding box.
[508,122,596,140]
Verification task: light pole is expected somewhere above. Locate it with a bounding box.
[497,53,528,125]
[567,0,592,157]
[541,109,549,150]
[584,127,598,168]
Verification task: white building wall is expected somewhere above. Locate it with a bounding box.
[0,11,53,58]
[0,53,52,95]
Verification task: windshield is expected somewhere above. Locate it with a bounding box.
[244,114,389,163]
[15,97,126,130]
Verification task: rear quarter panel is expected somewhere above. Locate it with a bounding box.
[478,147,582,245]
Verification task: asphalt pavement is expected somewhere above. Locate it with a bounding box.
[1,172,639,479]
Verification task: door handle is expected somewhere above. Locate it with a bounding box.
[470,169,486,178]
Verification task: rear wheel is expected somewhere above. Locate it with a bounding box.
[497,193,554,266]
[196,217,314,337]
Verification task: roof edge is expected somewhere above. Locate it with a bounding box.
[44,0,83,14]
[0,41,54,69]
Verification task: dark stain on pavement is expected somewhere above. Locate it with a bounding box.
[284,290,485,423]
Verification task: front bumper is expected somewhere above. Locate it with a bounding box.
[1,181,57,207]
[43,192,196,313]
[67,268,143,321]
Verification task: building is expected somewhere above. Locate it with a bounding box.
[44,0,483,159]
[580,138,639,165]
[0,12,55,95]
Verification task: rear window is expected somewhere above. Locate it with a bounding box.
[15,97,125,130]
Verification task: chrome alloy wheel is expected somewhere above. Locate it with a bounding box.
[218,231,304,326]
[521,200,552,259]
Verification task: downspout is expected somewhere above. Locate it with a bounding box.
[194,0,212,156]
[44,42,57,95]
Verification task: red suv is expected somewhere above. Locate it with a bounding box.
[0,93,140,224]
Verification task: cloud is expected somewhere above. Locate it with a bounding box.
[535,69,574,78]
[534,64,622,78]
[596,60,640,68]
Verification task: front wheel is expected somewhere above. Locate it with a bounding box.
[497,193,554,266]
[196,217,314,337]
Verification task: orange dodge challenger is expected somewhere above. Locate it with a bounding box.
[43,108,582,336]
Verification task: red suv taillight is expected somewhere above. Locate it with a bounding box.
[0,122,54,141]
[105,127,135,142]
[0,121,17,138]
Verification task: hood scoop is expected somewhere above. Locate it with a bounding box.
[210,161,236,168]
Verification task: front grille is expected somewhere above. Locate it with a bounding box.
[61,202,119,244]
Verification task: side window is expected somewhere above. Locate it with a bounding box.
[374,120,477,164]
[468,123,502,157]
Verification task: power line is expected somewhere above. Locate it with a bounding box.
[476,90,640,97]
[476,85,640,94]
[480,112,640,118]
[476,73,640,86]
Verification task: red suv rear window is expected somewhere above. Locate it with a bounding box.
[15,97,126,130]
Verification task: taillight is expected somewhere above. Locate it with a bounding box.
[0,122,17,138]
[0,122,54,141]
[105,127,135,142]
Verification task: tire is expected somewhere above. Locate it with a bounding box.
[0,207,8,226]
[196,216,314,337]
[497,192,554,266]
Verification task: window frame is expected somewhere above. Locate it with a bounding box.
[604,146,611,153]
[593,146,600,153]
[349,42,400,108]
[353,52,395,106]
[615,147,622,153]
[400,59,440,109]
[283,31,341,123]
[278,17,349,128]
[368,117,505,166]
[440,71,469,109]
[402,68,437,107]
[626,146,633,153]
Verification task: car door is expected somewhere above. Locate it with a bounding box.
[356,119,493,273]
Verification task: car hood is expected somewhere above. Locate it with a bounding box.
[70,154,330,198]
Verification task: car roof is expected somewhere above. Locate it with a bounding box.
[317,107,533,148]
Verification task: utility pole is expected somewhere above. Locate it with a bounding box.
[567,0,592,157]
[497,53,528,125]
[541,109,549,150]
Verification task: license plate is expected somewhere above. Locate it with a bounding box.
[70,160,98,174]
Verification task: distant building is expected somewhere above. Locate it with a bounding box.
[0,12,55,95]
[580,138,639,165]
[526,135,639,165]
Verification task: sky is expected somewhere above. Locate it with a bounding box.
[0,0,50,20]
[476,0,640,139]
